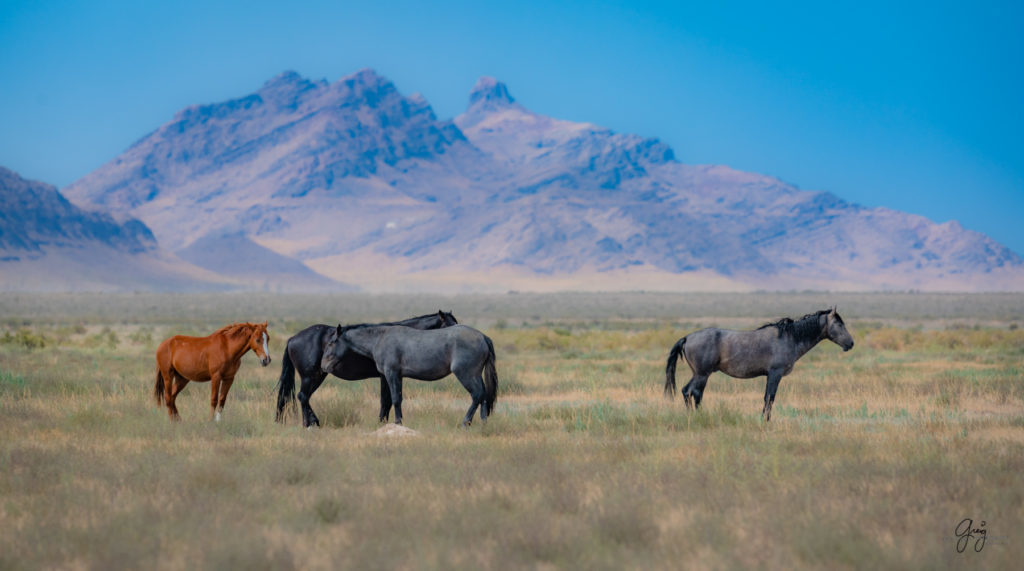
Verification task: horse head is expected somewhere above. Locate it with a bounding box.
[321,324,346,372]
[438,310,458,326]
[826,307,855,351]
[248,322,272,366]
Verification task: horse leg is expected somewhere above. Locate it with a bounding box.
[298,372,327,428]
[215,376,235,422]
[209,373,223,421]
[692,375,711,408]
[681,377,696,408]
[685,375,710,409]
[456,373,485,427]
[165,370,187,421]
[378,375,393,423]
[762,369,784,422]
[383,369,404,425]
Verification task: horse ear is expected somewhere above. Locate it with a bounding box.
[335,324,343,335]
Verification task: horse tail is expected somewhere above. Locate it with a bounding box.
[154,369,166,406]
[665,337,686,399]
[275,345,297,422]
[483,335,498,415]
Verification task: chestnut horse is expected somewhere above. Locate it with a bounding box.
[154,322,271,421]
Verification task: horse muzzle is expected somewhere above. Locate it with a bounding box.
[260,356,272,366]
[843,341,855,352]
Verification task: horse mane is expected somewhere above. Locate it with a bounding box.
[758,310,830,340]
[337,311,453,334]
[338,323,373,334]
[390,311,455,325]
[213,322,260,337]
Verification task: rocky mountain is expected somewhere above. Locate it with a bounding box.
[61,69,1024,292]
[1,165,155,254]
[0,167,348,292]
[0,166,227,291]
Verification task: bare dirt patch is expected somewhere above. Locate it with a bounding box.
[371,423,421,438]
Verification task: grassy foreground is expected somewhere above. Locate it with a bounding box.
[1,292,1021,569]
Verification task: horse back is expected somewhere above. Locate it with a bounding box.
[717,328,788,378]
[157,334,212,381]
[684,327,777,378]
[376,325,486,380]
[158,331,246,381]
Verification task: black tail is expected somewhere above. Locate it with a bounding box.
[665,337,686,399]
[275,345,297,422]
[154,369,165,406]
[483,336,498,415]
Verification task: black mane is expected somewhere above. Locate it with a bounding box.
[335,311,456,335]
[758,310,830,341]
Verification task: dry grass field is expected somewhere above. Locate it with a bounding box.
[1,292,1021,569]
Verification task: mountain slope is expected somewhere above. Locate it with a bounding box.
[66,69,485,253]
[1,165,155,255]
[0,166,231,292]
[62,70,1024,292]
[176,231,351,292]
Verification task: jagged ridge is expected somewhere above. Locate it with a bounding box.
[59,69,1024,292]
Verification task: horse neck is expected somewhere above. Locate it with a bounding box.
[789,315,827,357]
[223,325,255,359]
[342,325,388,354]
[397,314,440,329]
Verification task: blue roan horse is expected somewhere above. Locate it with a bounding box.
[665,308,854,421]
[321,324,498,427]
[276,311,458,427]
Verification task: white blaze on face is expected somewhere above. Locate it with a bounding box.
[262,332,269,360]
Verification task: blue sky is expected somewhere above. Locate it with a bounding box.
[2,0,1022,255]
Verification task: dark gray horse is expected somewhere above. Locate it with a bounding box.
[665,308,854,421]
[276,311,457,427]
[321,324,498,427]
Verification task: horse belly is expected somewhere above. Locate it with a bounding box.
[717,357,765,379]
[397,361,452,382]
[717,338,770,379]
[169,338,212,382]
[333,356,380,380]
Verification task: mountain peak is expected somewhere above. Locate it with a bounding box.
[331,68,401,107]
[340,68,391,89]
[263,70,304,87]
[468,76,516,109]
[257,70,322,107]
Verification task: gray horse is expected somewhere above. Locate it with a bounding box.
[322,324,498,427]
[665,308,854,421]
[276,311,457,428]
